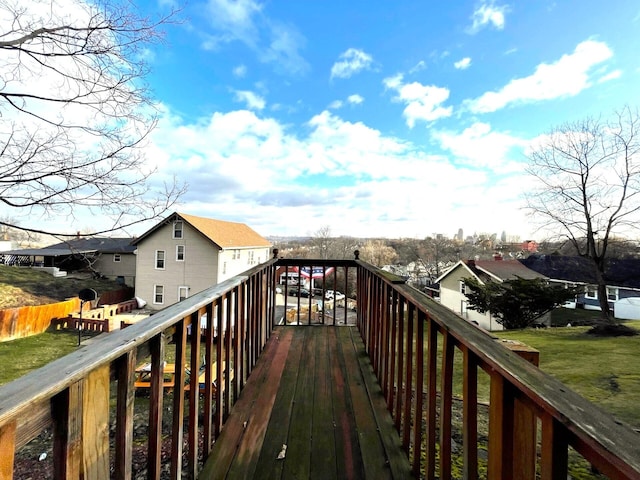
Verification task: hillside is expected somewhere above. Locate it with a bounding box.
[0,265,124,308]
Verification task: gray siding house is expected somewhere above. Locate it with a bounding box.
[132,212,272,310]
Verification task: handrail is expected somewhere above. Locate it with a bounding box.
[0,258,279,479]
[355,260,640,479]
[1,256,639,479]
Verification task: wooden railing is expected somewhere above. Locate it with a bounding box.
[0,258,280,479]
[356,261,640,480]
[1,255,639,479]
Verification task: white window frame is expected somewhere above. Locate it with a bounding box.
[155,250,165,270]
[176,245,185,261]
[247,251,255,264]
[223,261,227,275]
[585,285,597,299]
[154,284,164,304]
[178,286,189,302]
[113,253,121,262]
[232,249,240,260]
[607,287,619,302]
[173,221,183,239]
[459,280,467,295]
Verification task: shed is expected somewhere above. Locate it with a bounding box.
[614,297,640,321]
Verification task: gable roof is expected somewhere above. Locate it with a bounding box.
[520,255,640,289]
[1,237,135,257]
[435,259,546,285]
[132,212,272,250]
[472,259,547,282]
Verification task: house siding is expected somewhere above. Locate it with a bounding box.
[134,219,272,311]
[438,264,504,331]
[135,221,219,309]
[93,253,136,286]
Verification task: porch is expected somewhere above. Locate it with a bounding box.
[200,325,410,479]
[0,254,639,479]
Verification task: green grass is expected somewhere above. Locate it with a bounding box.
[0,330,93,385]
[0,264,123,308]
[493,324,640,429]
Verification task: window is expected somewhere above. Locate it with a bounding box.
[113,254,121,262]
[178,286,189,302]
[607,287,619,302]
[459,281,467,295]
[154,285,164,304]
[247,251,255,264]
[155,250,165,269]
[223,261,227,275]
[232,249,240,260]
[173,221,183,239]
[176,245,185,261]
[585,285,597,299]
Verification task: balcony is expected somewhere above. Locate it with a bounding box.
[1,254,639,479]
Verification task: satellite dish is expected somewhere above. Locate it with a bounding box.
[78,288,98,301]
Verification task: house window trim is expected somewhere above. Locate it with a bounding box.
[173,221,183,239]
[176,245,185,262]
[153,284,164,305]
[585,285,598,300]
[459,280,467,295]
[178,285,189,302]
[607,287,619,302]
[113,253,121,263]
[155,250,165,270]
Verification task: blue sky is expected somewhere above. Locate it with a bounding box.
[16,0,640,240]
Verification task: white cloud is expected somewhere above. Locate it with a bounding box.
[454,57,472,70]
[467,40,616,113]
[330,48,373,80]
[204,0,262,47]
[409,60,427,73]
[347,94,364,105]
[203,0,309,74]
[233,64,247,77]
[328,100,343,110]
[383,74,452,127]
[431,122,527,169]
[233,90,266,110]
[467,2,508,34]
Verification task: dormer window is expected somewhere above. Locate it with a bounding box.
[173,221,183,239]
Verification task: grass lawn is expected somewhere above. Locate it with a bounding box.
[0,264,123,308]
[493,323,640,430]
[0,330,93,385]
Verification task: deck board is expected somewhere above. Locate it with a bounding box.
[200,326,412,479]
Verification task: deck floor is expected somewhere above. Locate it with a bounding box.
[200,325,412,479]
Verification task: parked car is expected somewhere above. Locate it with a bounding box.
[325,290,345,300]
[288,286,314,298]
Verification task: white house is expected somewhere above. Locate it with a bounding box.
[436,257,547,331]
[132,212,272,310]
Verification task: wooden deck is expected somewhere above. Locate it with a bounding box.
[200,325,412,479]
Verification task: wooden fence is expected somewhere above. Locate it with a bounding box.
[0,287,135,342]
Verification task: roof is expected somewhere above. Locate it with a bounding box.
[435,259,546,285]
[132,212,272,249]
[472,259,547,282]
[1,237,135,256]
[520,255,640,289]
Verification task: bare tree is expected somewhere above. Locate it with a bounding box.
[0,0,184,236]
[359,239,398,267]
[526,106,640,329]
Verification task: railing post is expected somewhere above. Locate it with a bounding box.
[81,365,111,479]
[0,420,16,479]
[498,339,540,480]
[52,382,83,479]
